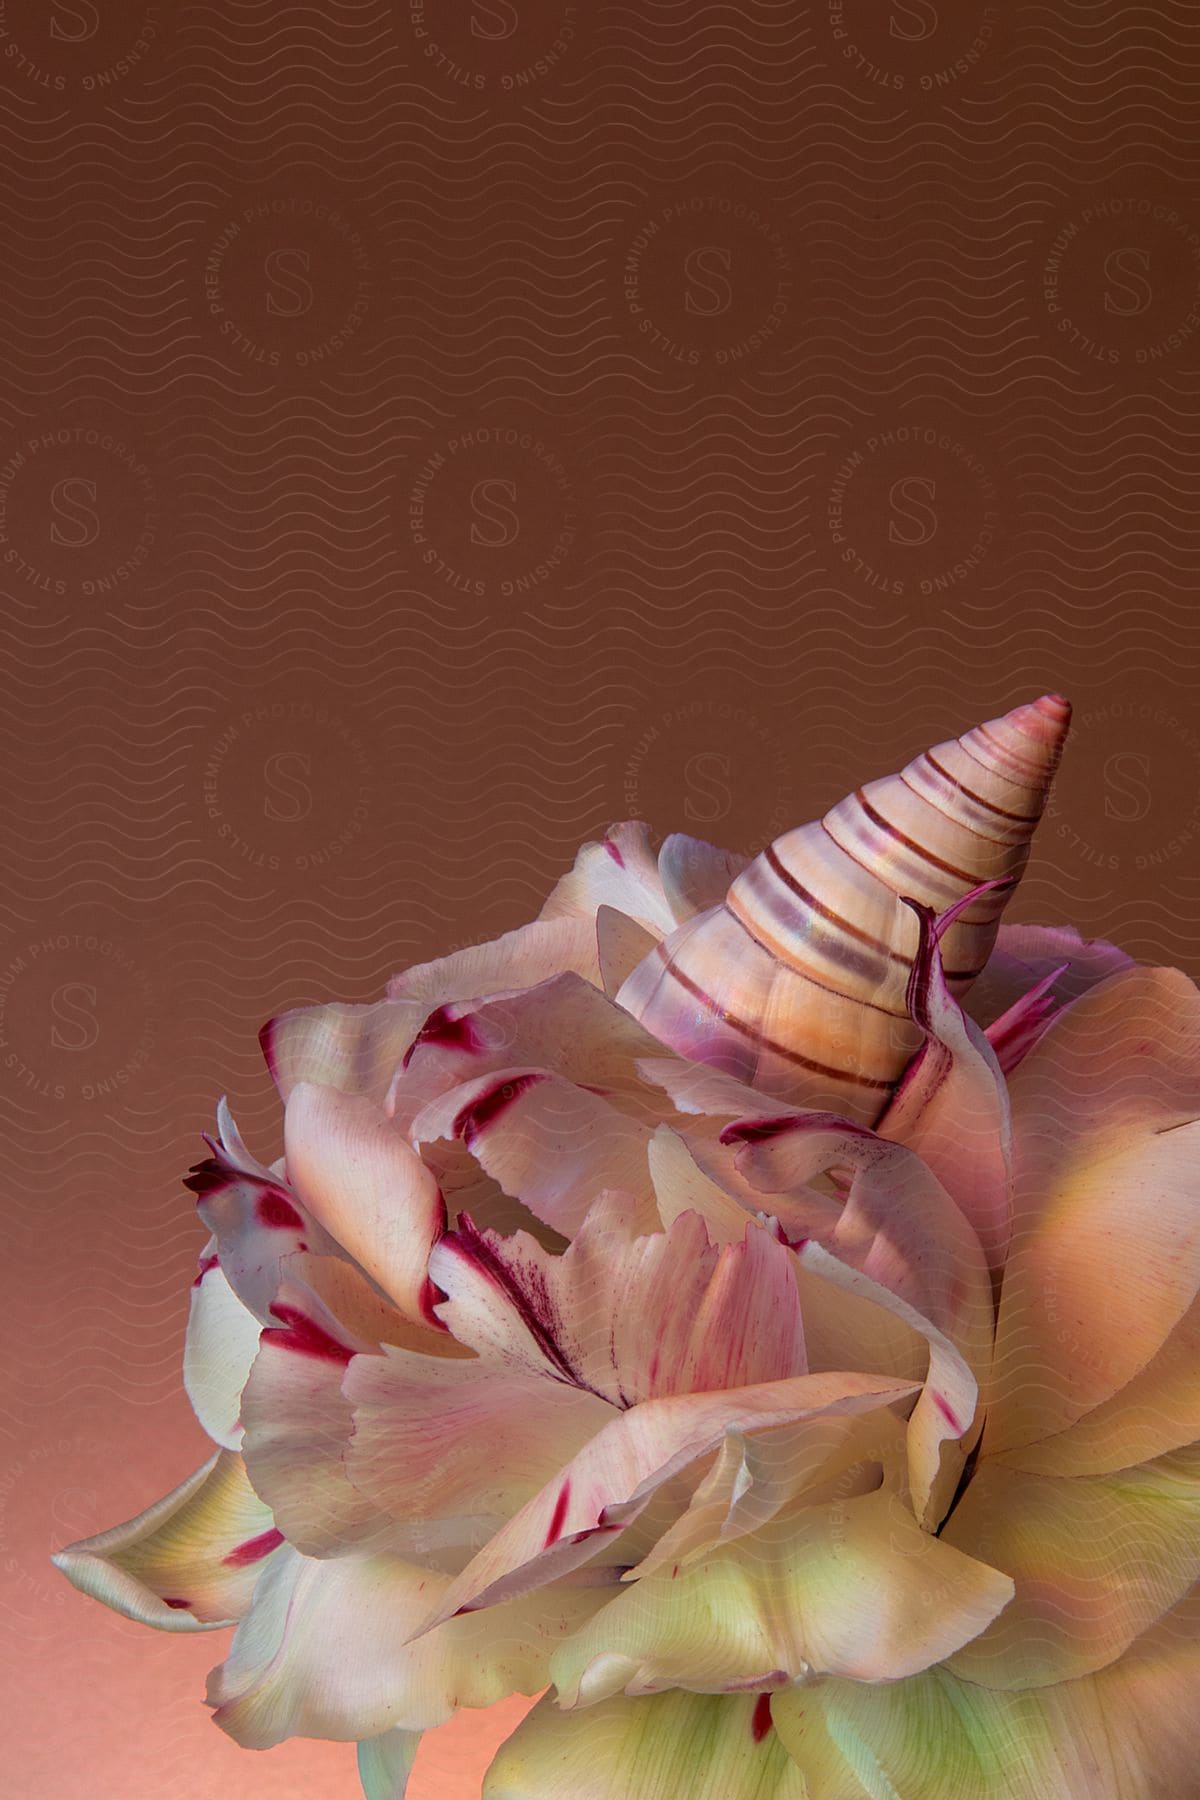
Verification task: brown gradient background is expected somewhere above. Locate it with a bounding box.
[3,2,1200,1793]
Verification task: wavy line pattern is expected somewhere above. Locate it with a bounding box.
[3,0,1199,1794]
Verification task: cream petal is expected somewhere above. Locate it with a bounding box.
[724,1114,993,1356]
[343,1343,611,1553]
[357,1728,421,1800]
[428,1192,806,1410]
[875,901,1014,1272]
[596,905,659,998]
[992,1293,1200,1477]
[183,1241,261,1449]
[263,997,427,1106]
[986,965,1200,1456]
[52,1450,281,1631]
[484,1689,808,1800]
[941,1451,1200,1689]
[208,1543,600,1749]
[392,973,670,1134]
[239,1253,438,1558]
[539,821,677,935]
[284,1081,448,1326]
[791,1240,979,1531]
[411,1068,659,1239]
[628,1411,908,1583]
[649,1123,761,1244]
[413,1371,920,1638]
[391,914,602,1004]
[778,1589,1200,1800]
[184,1134,341,1326]
[551,1477,1012,1704]
[657,832,750,923]
[965,922,1134,1037]
[262,917,601,1107]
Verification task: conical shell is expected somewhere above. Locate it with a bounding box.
[616,695,1071,1123]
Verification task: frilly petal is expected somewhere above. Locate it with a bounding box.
[549,1480,1013,1702]
[428,1191,806,1409]
[484,1689,808,1800]
[941,1449,1200,1690]
[411,1371,920,1640]
[283,1081,448,1326]
[539,821,677,935]
[52,1450,281,1631]
[183,1240,261,1449]
[986,964,1200,1456]
[208,1543,601,1749]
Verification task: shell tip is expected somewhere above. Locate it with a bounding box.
[1004,692,1072,748]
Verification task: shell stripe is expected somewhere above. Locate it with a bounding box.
[921,752,1041,824]
[853,790,981,884]
[651,942,894,1091]
[722,900,909,1021]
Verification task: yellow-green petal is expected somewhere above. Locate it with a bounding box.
[484,1689,808,1800]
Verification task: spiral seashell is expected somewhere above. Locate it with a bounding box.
[616,694,1071,1123]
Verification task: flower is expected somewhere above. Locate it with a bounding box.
[53,797,1200,1797]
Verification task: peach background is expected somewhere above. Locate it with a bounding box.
[4,2,1200,1793]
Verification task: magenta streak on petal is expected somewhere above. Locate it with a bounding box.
[262,1304,353,1366]
[419,1274,451,1332]
[933,876,1015,943]
[182,1156,230,1203]
[449,1214,612,1403]
[192,1252,220,1288]
[162,1597,191,1610]
[900,897,940,1034]
[452,1072,547,1149]
[751,1694,774,1743]
[604,839,626,867]
[931,1392,962,1434]
[719,1115,804,1146]
[256,1190,305,1232]
[543,1479,572,1549]
[223,1527,285,1568]
[985,963,1067,1074]
[722,1111,876,1148]
[402,1004,485,1070]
